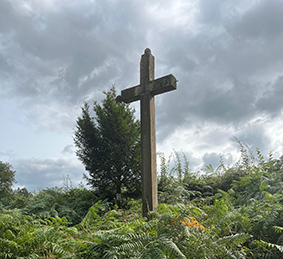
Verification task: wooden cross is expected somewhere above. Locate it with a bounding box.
[117,48,177,217]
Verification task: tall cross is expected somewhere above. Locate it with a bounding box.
[117,48,177,217]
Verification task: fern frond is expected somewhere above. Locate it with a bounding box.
[255,239,283,253]
[216,233,250,248]
[274,226,283,233]
[158,236,186,258]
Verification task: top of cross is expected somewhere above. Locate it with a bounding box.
[116,49,177,104]
[144,48,151,54]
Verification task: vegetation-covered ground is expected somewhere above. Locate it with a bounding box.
[1,145,283,258]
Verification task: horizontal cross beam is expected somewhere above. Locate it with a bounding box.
[117,74,177,104]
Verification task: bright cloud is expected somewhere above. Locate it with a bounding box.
[0,0,282,191]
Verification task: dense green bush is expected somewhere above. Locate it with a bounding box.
[0,203,250,258]
[5,185,98,226]
[1,144,283,257]
[157,145,283,258]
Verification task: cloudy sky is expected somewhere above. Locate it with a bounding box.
[1,0,283,191]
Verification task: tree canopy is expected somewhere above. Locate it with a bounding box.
[0,161,16,201]
[74,86,141,200]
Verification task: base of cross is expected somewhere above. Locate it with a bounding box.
[117,48,177,218]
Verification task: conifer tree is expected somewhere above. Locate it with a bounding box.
[74,86,141,200]
[0,161,16,200]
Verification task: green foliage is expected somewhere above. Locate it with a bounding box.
[0,198,250,258]
[0,161,16,203]
[158,151,202,205]
[74,86,141,201]
[0,208,73,258]
[156,145,283,258]
[75,203,248,258]
[2,141,283,258]
[6,185,97,226]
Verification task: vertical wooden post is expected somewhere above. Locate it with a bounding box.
[140,49,158,217]
[117,48,177,218]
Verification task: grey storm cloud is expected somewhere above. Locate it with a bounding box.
[229,0,283,40]
[156,0,283,135]
[256,76,283,115]
[233,125,271,156]
[0,1,147,105]
[62,145,74,155]
[2,0,282,126]
[1,0,283,191]
[202,152,234,169]
[202,153,222,169]
[13,158,85,191]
